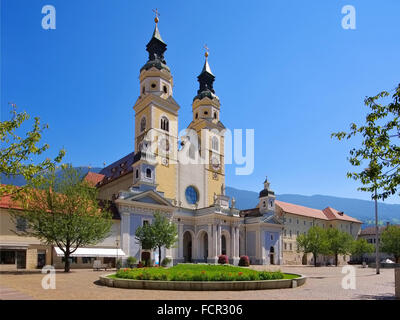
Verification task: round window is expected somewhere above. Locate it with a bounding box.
[185,186,198,204]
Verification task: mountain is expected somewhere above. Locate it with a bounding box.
[2,171,399,227]
[0,167,103,186]
[226,186,400,227]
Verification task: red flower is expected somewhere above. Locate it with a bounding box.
[238,272,243,276]
[123,268,128,272]
[201,271,206,274]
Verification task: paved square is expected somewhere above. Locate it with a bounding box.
[0,265,396,300]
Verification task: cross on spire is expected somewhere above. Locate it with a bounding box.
[153,8,160,24]
[204,44,209,58]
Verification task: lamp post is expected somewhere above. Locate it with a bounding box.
[115,235,120,270]
[374,187,380,275]
[366,166,380,275]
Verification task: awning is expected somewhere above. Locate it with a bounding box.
[54,247,126,258]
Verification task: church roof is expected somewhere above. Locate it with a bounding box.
[201,59,214,76]
[97,152,135,187]
[84,171,105,186]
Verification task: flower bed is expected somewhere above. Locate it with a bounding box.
[112,264,296,282]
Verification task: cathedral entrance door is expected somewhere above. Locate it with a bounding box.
[269,246,275,265]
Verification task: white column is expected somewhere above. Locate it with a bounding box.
[207,224,213,259]
[178,223,183,259]
[213,224,218,259]
[235,227,240,258]
[217,224,222,256]
[231,226,235,259]
[121,212,130,257]
[256,229,261,264]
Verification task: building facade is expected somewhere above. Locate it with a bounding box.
[0,17,363,270]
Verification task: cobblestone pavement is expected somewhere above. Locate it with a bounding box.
[0,265,396,300]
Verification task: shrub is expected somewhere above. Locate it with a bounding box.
[161,257,171,267]
[126,256,137,268]
[238,255,250,267]
[218,255,229,264]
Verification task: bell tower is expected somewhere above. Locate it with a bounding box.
[188,48,225,206]
[132,13,180,201]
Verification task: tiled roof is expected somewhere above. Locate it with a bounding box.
[275,200,362,223]
[276,200,327,220]
[360,224,399,235]
[322,207,362,223]
[84,172,105,186]
[97,152,135,187]
[0,192,22,210]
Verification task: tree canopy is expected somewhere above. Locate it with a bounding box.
[135,212,177,266]
[380,225,400,263]
[296,226,329,267]
[1,104,65,196]
[331,84,400,200]
[325,228,354,266]
[11,165,113,272]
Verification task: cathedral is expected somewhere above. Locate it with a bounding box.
[89,16,284,266]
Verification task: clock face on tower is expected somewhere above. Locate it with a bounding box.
[211,155,220,170]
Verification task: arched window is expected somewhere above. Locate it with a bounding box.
[160,116,169,132]
[146,168,152,178]
[212,136,219,151]
[140,117,146,132]
[213,112,217,119]
[135,169,139,179]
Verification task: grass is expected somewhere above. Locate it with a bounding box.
[109,264,299,282]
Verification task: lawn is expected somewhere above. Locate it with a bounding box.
[110,264,299,281]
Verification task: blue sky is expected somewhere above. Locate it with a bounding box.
[2,0,399,204]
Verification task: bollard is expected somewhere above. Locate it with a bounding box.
[395,268,400,299]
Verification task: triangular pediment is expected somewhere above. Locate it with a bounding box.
[128,190,173,207]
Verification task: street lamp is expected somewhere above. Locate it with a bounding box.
[115,235,120,270]
[366,166,380,275]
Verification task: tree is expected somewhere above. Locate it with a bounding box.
[10,165,113,272]
[135,212,177,267]
[351,238,374,263]
[135,222,156,265]
[296,226,328,267]
[331,84,400,200]
[1,104,65,197]
[325,228,354,266]
[380,225,400,263]
[331,83,400,274]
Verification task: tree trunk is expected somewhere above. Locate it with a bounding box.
[313,253,317,267]
[64,251,71,272]
[158,246,162,267]
[335,253,338,266]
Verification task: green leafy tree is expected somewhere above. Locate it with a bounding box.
[135,212,177,267]
[331,83,400,200]
[0,104,65,196]
[10,165,113,272]
[135,222,156,265]
[351,238,374,263]
[296,226,329,267]
[325,228,354,266]
[380,225,400,263]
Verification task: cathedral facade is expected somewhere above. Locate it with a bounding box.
[92,18,284,266]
